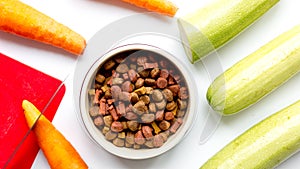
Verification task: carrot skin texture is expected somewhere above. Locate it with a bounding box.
[22,100,88,169]
[122,0,178,17]
[0,0,86,55]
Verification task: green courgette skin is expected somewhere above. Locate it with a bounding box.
[207,25,300,115]
[177,0,279,63]
[200,100,300,169]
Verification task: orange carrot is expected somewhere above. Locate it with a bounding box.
[122,0,178,17]
[22,100,88,169]
[0,0,86,55]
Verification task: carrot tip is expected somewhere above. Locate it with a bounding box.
[22,100,41,128]
[122,0,178,17]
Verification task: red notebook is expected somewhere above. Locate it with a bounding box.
[0,53,66,169]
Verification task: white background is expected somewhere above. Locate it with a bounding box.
[1,0,300,168]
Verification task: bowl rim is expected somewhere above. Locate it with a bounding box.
[78,43,198,159]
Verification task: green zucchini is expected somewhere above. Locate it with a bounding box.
[207,25,300,115]
[200,99,300,169]
[177,0,279,63]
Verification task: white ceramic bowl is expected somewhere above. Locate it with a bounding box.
[76,44,198,159]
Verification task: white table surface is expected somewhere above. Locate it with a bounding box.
[1,0,300,168]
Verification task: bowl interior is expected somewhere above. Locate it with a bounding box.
[79,44,197,159]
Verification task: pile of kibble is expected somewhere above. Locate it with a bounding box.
[88,50,189,149]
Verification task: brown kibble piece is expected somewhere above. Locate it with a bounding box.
[105,130,117,141]
[104,90,112,99]
[179,87,189,99]
[116,102,126,116]
[159,60,167,68]
[145,78,156,86]
[118,132,126,139]
[166,101,177,111]
[177,110,185,117]
[151,89,163,102]
[171,107,178,116]
[127,121,139,131]
[133,99,145,108]
[148,103,156,113]
[177,99,187,110]
[118,92,131,102]
[116,64,129,73]
[133,100,147,115]
[137,67,144,73]
[130,92,139,103]
[145,87,153,94]
[138,69,150,78]
[104,59,116,70]
[168,85,180,96]
[114,53,127,63]
[142,126,154,139]
[160,69,169,79]
[129,63,137,70]
[153,134,164,147]
[89,106,99,117]
[111,121,123,133]
[159,120,171,130]
[155,110,164,121]
[123,73,129,80]
[145,140,154,148]
[94,116,104,127]
[160,131,169,142]
[125,142,133,148]
[103,115,113,127]
[112,77,124,85]
[133,144,141,149]
[144,62,158,69]
[101,85,109,92]
[95,74,105,84]
[165,112,174,121]
[125,104,133,112]
[135,130,146,145]
[137,56,148,66]
[102,126,110,135]
[88,89,95,96]
[121,81,134,92]
[126,132,135,144]
[135,78,144,89]
[111,85,121,100]
[168,75,176,85]
[122,122,128,130]
[156,100,166,110]
[125,112,138,120]
[150,68,160,79]
[162,88,173,102]
[113,138,125,147]
[141,114,155,124]
[140,95,150,105]
[170,118,183,133]
[156,77,168,89]
[128,69,138,83]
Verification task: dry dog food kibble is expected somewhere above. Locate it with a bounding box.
[88,49,189,149]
